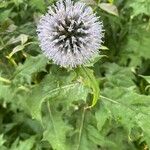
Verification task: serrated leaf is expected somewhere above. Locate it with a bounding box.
[86,125,116,149]
[85,54,107,67]
[25,70,89,121]
[11,136,35,150]
[95,104,110,131]
[72,109,116,150]
[43,101,72,150]
[120,20,150,66]
[104,63,134,88]
[13,54,48,84]
[0,83,13,102]
[24,70,89,149]
[101,87,150,148]
[77,67,100,107]
[128,0,150,17]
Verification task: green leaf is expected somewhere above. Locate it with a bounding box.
[72,109,116,150]
[22,69,89,149]
[20,34,28,45]
[95,104,110,131]
[85,54,107,67]
[120,19,150,66]
[103,63,134,88]
[6,34,28,46]
[139,75,150,84]
[13,54,48,84]
[11,136,35,150]
[86,125,116,149]
[9,45,25,58]
[13,0,24,6]
[0,134,5,147]
[0,9,11,22]
[99,3,119,16]
[77,66,100,107]
[25,70,89,121]
[101,87,150,148]
[100,45,109,50]
[0,77,11,84]
[0,1,9,8]
[42,101,72,150]
[29,0,46,12]
[128,0,150,17]
[0,83,13,102]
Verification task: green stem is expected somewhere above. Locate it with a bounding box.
[76,107,86,150]
[47,101,61,149]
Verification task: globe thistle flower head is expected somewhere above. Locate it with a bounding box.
[37,0,104,68]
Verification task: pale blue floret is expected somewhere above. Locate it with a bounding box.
[37,0,104,68]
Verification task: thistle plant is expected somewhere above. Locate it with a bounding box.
[37,0,103,68]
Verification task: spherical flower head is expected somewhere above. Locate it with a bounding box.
[37,0,104,68]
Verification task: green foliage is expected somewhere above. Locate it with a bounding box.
[128,0,150,17]
[77,66,100,107]
[0,0,150,150]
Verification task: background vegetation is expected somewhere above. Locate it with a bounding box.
[0,0,150,149]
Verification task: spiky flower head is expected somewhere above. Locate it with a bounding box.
[37,0,103,68]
